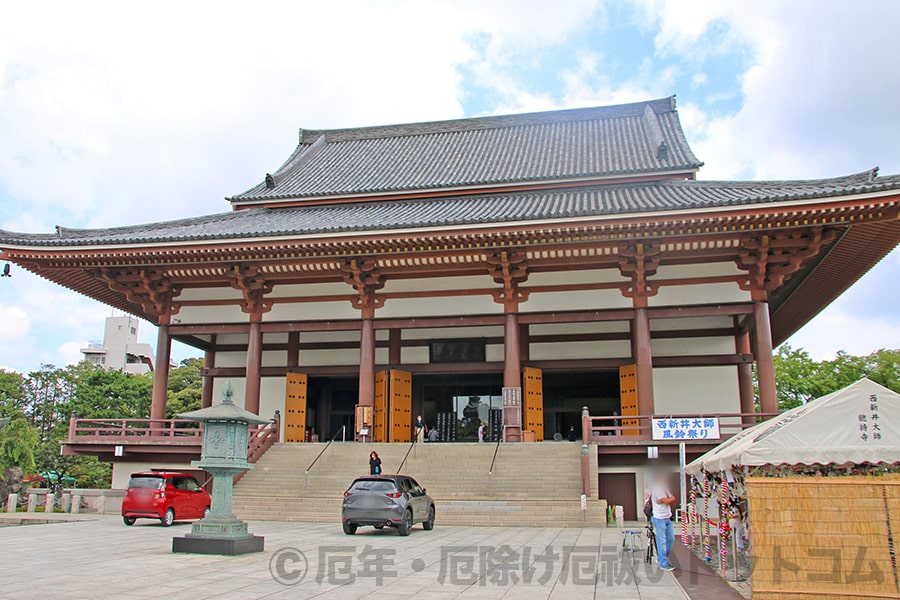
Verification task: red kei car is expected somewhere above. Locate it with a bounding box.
[121,472,211,527]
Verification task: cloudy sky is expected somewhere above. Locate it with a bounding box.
[0,0,898,373]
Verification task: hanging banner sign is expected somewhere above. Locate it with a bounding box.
[652,417,720,441]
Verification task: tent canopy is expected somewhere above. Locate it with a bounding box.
[687,378,900,474]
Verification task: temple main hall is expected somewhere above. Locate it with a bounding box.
[2,97,899,517]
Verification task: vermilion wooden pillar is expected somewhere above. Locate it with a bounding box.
[736,331,756,425]
[753,301,778,416]
[519,323,530,361]
[150,323,171,423]
[287,331,300,368]
[388,329,402,365]
[245,320,263,414]
[632,307,655,417]
[200,335,216,409]
[503,312,521,390]
[358,318,376,406]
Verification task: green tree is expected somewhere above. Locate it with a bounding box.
[774,346,900,410]
[0,416,39,471]
[165,358,203,418]
[0,370,27,417]
[65,365,152,420]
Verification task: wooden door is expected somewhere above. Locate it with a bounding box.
[388,369,412,443]
[618,364,639,435]
[522,367,544,442]
[284,373,308,442]
[599,472,637,521]
[373,370,389,443]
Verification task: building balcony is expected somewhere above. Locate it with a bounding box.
[63,414,279,463]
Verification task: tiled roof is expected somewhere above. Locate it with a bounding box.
[230,97,702,202]
[3,170,898,247]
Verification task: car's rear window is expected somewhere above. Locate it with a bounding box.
[128,476,164,490]
[350,479,396,492]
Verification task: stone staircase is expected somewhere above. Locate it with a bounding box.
[233,442,605,527]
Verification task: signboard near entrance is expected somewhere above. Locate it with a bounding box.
[651,417,720,441]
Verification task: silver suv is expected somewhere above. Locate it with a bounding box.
[341,475,435,536]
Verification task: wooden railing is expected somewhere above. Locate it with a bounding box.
[67,416,202,442]
[67,412,281,467]
[247,413,280,463]
[581,411,779,444]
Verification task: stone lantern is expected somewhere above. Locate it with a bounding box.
[172,382,269,555]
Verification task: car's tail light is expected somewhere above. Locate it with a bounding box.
[154,491,165,500]
[343,492,353,497]
[385,492,402,498]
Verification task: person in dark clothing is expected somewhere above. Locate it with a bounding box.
[369,451,382,475]
[414,415,426,443]
[568,426,578,442]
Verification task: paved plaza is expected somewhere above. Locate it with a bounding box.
[0,515,690,599]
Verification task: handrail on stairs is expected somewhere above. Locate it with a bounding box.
[488,434,501,497]
[304,425,346,484]
[397,438,416,473]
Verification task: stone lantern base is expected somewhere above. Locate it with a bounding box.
[172,514,264,555]
[172,534,264,556]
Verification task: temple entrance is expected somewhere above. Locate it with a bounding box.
[300,369,620,443]
[307,376,358,441]
[542,371,620,441]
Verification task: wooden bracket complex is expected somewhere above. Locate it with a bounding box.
[341,258,385,318]
[487,251,529,312]
[94,267,181,323]
[618,242,660,307]
[227,263,274,319]
[736,227,836,300]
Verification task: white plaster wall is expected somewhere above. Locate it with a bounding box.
[651,337,735,357]
[651,366,740,415]
[378,295,500,318]
[262,350,287,367]
[300,348,361,366]
[523,289,631,312]
[179,286,245,302]
[213,378,246,409]
[266,300,358,322]
[260,377,286,436]
[268,282,352,298]
[485,344,504,362]
[529,321,629,335]
[175,304,248,324]
[650,317,734,331]
[215,333,248,346]
[300,331,360,343]
[530,340,631,361]
[655,262,742,278]
[402,326,503,340]
[383,275,494,293]
[526,269,625,286]
[650,263,748,304]
[402,347,429,364]
[215,351,248,368]
[375,348,389,365]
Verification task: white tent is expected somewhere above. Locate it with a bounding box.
[686,378,900,474]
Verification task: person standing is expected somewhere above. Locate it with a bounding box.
[414,415,426,444]
[650,471,678,571]
[567,425,578,442]
[369,451,382,475]
[477,422,485,443]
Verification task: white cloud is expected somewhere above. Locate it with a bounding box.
[647,1,900,180]
[57,341,86,367]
